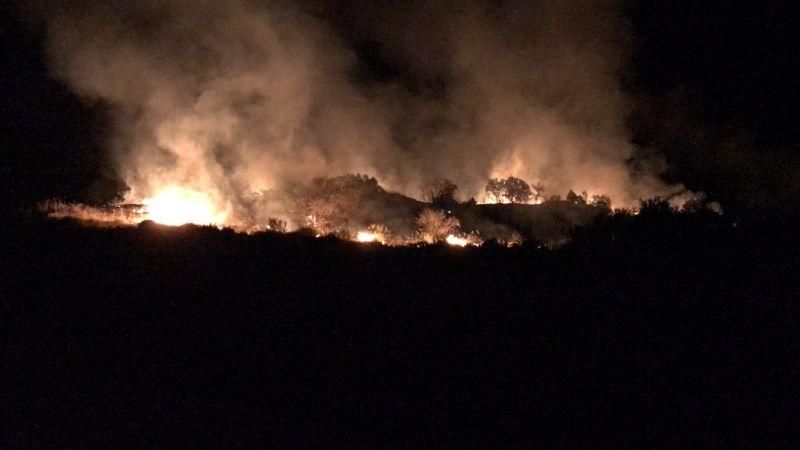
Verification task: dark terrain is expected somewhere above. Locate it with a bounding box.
[3,208,799,448]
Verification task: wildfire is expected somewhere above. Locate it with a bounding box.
[354,224,390,244]
[142,186,227,226]
[445,234,468,247]
[356,231,379,243]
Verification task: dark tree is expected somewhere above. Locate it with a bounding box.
[485,177,532,204]
[505,177,532,204]
[423,178,458,206]
[566,190,586,205]
[682,197,705,214]
[485,178,505,203]
[300,174,382,234]
[590,195,612,210]
[266,218,287,232]
[639,198,675,217]
[532,182,546,203]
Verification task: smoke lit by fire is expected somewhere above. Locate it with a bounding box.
[39,0,706,232]
[40,164,722,251]
[33,0,719,248]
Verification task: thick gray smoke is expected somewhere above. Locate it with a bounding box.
[42,0,692,226]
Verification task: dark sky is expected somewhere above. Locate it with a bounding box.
[626,0,800,214]
[2,0,799,215]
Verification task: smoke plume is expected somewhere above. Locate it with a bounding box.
[41,0,692,227]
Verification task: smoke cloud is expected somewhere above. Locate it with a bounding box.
[41,0,692,226]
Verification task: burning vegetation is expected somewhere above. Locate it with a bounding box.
[142,187,228,227]
[40,173,720,248]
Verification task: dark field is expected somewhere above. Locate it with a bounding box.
[3,212,800,448]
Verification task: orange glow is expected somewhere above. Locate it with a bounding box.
[446,234,468,247]
[356,231,378,243]
[142,187,226,226]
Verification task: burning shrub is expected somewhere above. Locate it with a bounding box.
[40,200,144,226]
[299,174,383,235]
[304,198,347,234]
[416,208,460,244]
[506,231,523,247]
[466,230,485,246]
[367,223,391,243]
[355,224,391,244]
[266,218,287,233]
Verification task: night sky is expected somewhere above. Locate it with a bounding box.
[2,0,800,215]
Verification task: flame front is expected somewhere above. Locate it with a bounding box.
[356,231,378,243]
[143,186,227,226]
[446,235,468,247]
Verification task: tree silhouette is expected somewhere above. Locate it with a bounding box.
[505,177,532,203]
[547,194,562,202]
[639,198,674,217]
[590,195,611,210]
[485,179,505,203]
[300,174,382,234]
[532,182,546,203]
[566,190,586,205]
[423,179,458,206]
[485,177,533,204]
[266,218,287,232]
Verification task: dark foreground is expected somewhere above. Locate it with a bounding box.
[3,212,800,448]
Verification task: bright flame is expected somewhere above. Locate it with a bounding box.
[446,234,468,247]
[143,187,226,226]
[356,231,378,243]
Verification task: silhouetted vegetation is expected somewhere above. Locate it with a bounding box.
[421,178,459,207]
[566,189,587,205]
[266,217,287,233]
[485,176,534,204]
[532,181,546,203]
[589,194,612,210]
